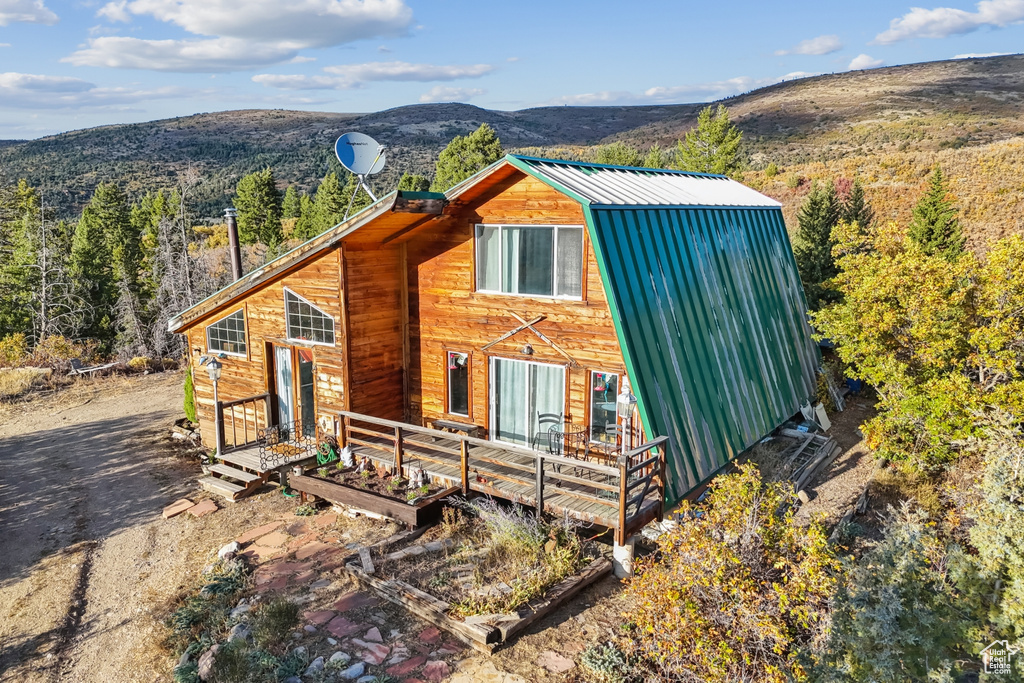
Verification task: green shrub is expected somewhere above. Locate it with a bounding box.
[210,640,253,683]
[765,162,779,178]
[251,599,299,649]
[172,662,200,683]
[580,642,637,683]
[183,367,197,423]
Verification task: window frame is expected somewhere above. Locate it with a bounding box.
[205,308,248,357]
[474,224,585,301]
[283,287,337,347]
[445,350,472,419]
[487,355,568,448]
[587,370,620,445]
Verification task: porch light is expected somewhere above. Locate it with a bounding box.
[205,358,223,382]
[521,342,534,355]
[205,357,223,459]
[616,376,637,415]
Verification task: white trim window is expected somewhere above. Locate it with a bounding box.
[476,224,584,299]
[489,357,566,447]
[206,309,247,356]
[589,371,619,444]
[284,288,336,346]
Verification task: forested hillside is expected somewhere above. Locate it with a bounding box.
[1,54,1021,221]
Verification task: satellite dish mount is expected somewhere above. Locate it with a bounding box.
[335,132,386,220]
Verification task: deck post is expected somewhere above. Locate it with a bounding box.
[460,440,470,495]
[394,426,404,475]
[613,536,636,578]
[616,455,628,545]
[215,399,225,457]
[658,439,668,521]
[339,415,349,449]
[535,456,544,517]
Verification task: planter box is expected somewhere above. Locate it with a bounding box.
[289,473,458,528]
[343,556,613,654]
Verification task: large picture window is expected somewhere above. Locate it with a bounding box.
[205,309,247,356]
[447,351,470,417]
[476,225,583,299]
[284,288,335,345]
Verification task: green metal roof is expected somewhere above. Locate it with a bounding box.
[508,156,819,504]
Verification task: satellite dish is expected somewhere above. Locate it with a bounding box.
[334,132,386,220]
[335,132,385,176]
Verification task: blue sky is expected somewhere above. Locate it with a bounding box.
[0,0,1022,139]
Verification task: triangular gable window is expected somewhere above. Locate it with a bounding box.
[206,309,247,356]
[285,288,336,346]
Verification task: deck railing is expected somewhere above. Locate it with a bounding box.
[218,392,271,452]
[336,410,668,543]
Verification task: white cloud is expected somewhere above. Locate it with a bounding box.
[954,50,1014,56]
[253,60,494,90]
[875,0,1024,43]
[775,34,843,56]
[551,71,815,106]
[0,42,10,47]
[0,0,57,26]
[68,0,413,71]
[419,86,485,103]
[0,71,198,108]
[506,56,520,62]
[377,45,392,53]
[848,53,885,70]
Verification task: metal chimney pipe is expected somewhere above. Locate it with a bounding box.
[224,207,242,281]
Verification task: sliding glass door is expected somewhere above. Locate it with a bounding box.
[490,357,565,447]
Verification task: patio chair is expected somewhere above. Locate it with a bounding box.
[532,411,564,451]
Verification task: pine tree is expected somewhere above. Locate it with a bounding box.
[594,142,642,167]
[90,183,138,289]
[233,168,282,245]
[281,186,302,218]
[431,123,503,192]
[642,144,669,169]
[294,193,315,241]
[793,181,842,311]
[674,104,743,176]
[295,173,343,241]
[909,166,965,260]
[841,179,873,229]
[397,173,431,192]
[341,172,372,217]
[71,197,117,344]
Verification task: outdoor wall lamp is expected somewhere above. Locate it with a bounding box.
[204,358,223,458]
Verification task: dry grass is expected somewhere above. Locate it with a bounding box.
[0,367,51,398]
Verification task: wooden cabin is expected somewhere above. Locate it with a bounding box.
[170,155,818,543]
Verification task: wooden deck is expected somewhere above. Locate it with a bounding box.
[336,411,667,543]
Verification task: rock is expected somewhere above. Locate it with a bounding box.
[329,651,351,665]
[423,540,443,552]
[292,646,306,658]
[358,642,390,665]
[537,650,575,673]
[386,654,427,677]
[339,662,365,680]
[197,644,220,681]
[310,578,332,590]
[304,656,325,676]
[797,489,811,504]
[327,637,338,646]
[303,624,317,633]
[282,678,302,683]
[291,631,303,640]
[356,677,377,683]
[218,541,241,559]
[227,622,251,642]
[188,499,219,518]
[177,650,191,668]
[418,626,441,645]
[229,603,251,620]
[405,544,426,556]
[422,660,450,681]
[162,498,194,519]
[363,626,383,642]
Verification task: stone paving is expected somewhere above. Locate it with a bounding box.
[231,510,471,683]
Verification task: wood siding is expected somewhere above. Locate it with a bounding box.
[406,172,630,439]
[187,247,346,446]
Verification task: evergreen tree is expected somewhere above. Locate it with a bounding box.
[397,173,431,192]
[281,186,302,219]
[431,123,503,192]
[91,183,138,289]
[594,142,642,167]
[295,173,343,241]
[642,144,669,169]
[908,166,965,260]
[71,199,116,344]
[674,104,743,176]
[233,168,282,245]
[793,180,842,311]
[841,179,873,229]
[294,193,315,241]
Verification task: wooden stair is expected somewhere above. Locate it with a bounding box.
[200,462,267,501]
